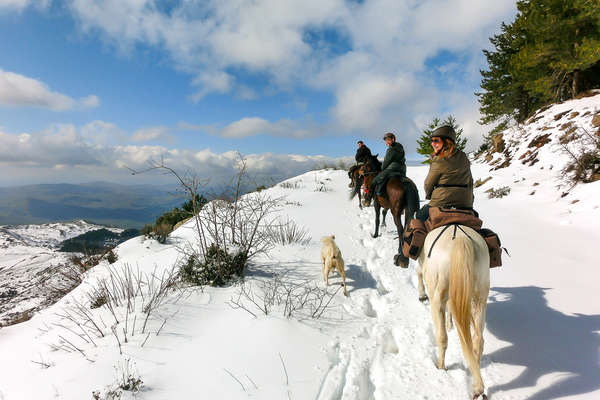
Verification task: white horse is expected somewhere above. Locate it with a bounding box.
[416,224,490,400]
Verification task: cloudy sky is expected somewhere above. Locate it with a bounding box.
[0,0,517,186]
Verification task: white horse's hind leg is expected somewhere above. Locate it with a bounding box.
[445,304,453,331]
[472,299,487,365]
[429,290,448,370]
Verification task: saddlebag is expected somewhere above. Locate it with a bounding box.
[478,228,503,268]
[402,219,427,260]
[425,206,483,232]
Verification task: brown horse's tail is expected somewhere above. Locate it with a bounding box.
[403,178,420,228]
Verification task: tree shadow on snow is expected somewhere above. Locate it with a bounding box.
[486,286,600,399]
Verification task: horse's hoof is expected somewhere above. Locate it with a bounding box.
[371,233,379,238]
[419,295,428,302]
[473,394,488,400]
[393,254,409,268]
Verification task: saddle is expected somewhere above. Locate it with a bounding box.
[402,207,504,268]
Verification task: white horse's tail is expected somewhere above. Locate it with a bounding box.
[448,231,478,379]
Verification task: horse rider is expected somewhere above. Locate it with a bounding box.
[415,125,475,222]
[348,140,373,187]
[371,132,406,197]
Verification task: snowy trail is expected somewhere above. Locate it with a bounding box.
[0,166,598,399]
[309,182,500,400]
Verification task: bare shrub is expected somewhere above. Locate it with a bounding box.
[92,358,143,400]
[280,181,302,189]
[180,245,247,287]
[105,249,118,264]
[560,126,600,186]
[153,221,172,244]
[229,276,341,319]
[474,176,492,188]
[130,154,282,273]
[485,186,511,198]
[51,263,184,359]
[267,217,311,246]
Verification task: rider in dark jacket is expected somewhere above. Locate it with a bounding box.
[355,140,372,163]
[371,132,406,196]
[348,141,372,185]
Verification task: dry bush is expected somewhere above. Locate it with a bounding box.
[560,126,600,186]
[130,153,283,288]
[485,186,511,198]
[280,181,302,189]
[180,245,247,287]
[105,249,118,264]
[51,263,184,360]
[267,217,311,246]
[474,176,492,188]
[92,358,143,400]
[228,276,341,319]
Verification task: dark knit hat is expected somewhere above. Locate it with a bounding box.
[432,125,456,143]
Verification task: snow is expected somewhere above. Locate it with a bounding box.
[0,221,122,326]
[1,95,600,399]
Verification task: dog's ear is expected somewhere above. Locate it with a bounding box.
[331,234,335,240]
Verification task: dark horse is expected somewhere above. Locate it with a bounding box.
[348,154,381,210]
[349,167,365,209]
[351,161,420,267]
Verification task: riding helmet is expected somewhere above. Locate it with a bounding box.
[383,132,396,141]
[431,125,456,143]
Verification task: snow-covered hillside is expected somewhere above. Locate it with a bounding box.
[0,221,122,327]
[0,95,599,400]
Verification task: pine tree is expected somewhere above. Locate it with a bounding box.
[477,22,534,124]
[478,0,600,127]
[416,116,468,164]
[511,0,600,102]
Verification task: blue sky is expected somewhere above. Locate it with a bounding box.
[0,0,517,186]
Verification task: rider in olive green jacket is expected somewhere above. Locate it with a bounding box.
[416,125,474,222]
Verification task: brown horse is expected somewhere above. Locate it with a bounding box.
[352,162,420,267]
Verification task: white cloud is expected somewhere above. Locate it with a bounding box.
[0,0,48,11]
[80,94,100,108]
[0,68,99,111]
[0,124,102,167]
[81,120,124,145]
[132,126,170,142]
[58,0,516,142]
[0,124,347,185]
[219,117,317,139]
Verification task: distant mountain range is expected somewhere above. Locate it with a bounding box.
[0,182,184,228]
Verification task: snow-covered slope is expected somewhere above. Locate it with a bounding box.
[0,221,122,326]
[473,91,600,227]
[0,94,599,399]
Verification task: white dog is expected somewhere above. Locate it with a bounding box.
[320,235,348,296]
